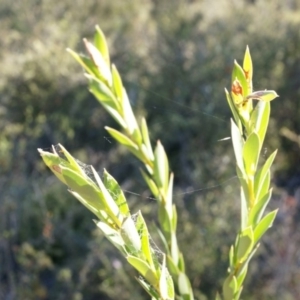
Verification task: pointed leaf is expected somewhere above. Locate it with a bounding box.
[246,90,279,102]
[94,25,110,66]
[243,132,260,176]
[70,190,105,219]
[254,150,277,198]
[60,166,105,212]
[86,74,121,111]
[236,227,254,263]
[159,255,168,299]
[250,101,270,145]
[55,144,86,177]
[140,168,159,198]
[127,256,158,286]
[67,49,100,77]
[253,210,278,244]
[121,217,141,253]
[256,170,271,204]
[223,275,237,300]
[95,221,126,255]
[166,173,174,217]
[136,277,160,299]
[236,165,250,206]
[154,141,169,192]
[135,212,154,269]
[38,149,67,185]
[105,127,145,162]
[249,189,272,227]
[231,119,244,172]
[91,167,122,227]
[171,203,177,233]
[83,38,112,86]
[170,232,179,266]
[103,169,130,217]
[178,272,193,299]
[236,263,247,289]
[225,89,240,128]
[111,64,123,101]
[178,252,185,273]
[122,90,143,144]
[141,118,154,161]
[243,46,253,93]
[232,60,248,97]
[229,245,234,269]
[240,187,248,230]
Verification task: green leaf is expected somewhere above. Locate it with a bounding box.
[60,166,105,212]
[95,221,126,255]
[83,38,112,86]
[234,288,243,300]
[158,204,172,236]
[240,187,248,230]
[94,25,110,66]
[246,90,279,102]
[154,141,169,191]
[105,127,145,162]
[159,255,168,299]
[231,119,244,172]
[236,263,247,290]
[99,101,127,128]
[232,60,248,97]
[136,277,160,299]
[103,169,130,217]
[171,203,177,233]
[141,118,154,161]
[38,148,67,185]
[236,165,250,206]
[178,252,185,273]
[127,256,158,286]
[122,90,143,145]
[178,272,193,300]
[70,190,105,219]
[250,101,270,145]
[166,173,174,218]
[166,254,180,276]
[229,245,234,269]
[140,168,159,199]
[157,227,169,255]
[243,46,253,93]
[121,216,141,253]
[236,227,254,263]
[135,212,154,269]
[86,74,121,111]
[243,132,260,176]
[55,144,86,177]
[253,210,278,244]
[236,244,259,278]
[225,89,240,127]
[254,150,277,198]
[223,275,237,300]
[67,49,100,77]
[170,232,179,266]
[91,167,122,227]
[249,189,272,227]
[111,64,123,102]
[256,170,271,205]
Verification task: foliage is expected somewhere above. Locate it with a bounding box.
[2,0,300,299]
[39,26,278,300]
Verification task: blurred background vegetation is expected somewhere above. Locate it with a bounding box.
[1,0,300,299]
